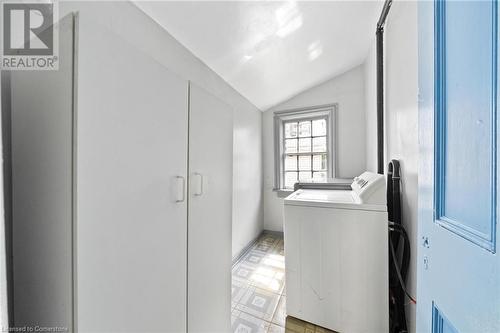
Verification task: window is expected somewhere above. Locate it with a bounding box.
[274,105,336,190]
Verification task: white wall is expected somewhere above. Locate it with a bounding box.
[364,43,377,173]
[232,108,263,257]
[364,1,418,332]
[263,65,367,232]
[59,1,263,259]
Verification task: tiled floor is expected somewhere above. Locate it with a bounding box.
[232,233,335,333]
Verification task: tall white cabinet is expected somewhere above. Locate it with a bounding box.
[188,83,233,332]
[76,14,191,332]
[6,13,232,333]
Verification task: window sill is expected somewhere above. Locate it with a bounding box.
[273,188,294,198]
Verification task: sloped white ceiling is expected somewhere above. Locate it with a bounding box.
[134,1,383,110]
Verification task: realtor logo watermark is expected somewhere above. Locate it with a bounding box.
[1,1,59,70]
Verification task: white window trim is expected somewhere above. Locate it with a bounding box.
[273,104,337,192]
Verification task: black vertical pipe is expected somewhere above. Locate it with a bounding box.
[376,28,384,174]
[376,0,392,175]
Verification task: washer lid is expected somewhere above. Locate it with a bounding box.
[287,189,355,203]
[284,189,387,211]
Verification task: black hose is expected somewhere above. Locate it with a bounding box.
[387,160,402,247]
[394,224,411,285]
[389,224,415,303]
[387,159,414,333]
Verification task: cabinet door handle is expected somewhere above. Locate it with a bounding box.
[175,176,185,203]
[194,173,203,196]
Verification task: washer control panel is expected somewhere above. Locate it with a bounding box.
[351,172,386,205]
[352,176,368,188]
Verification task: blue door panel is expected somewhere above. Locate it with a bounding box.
[432,303,459,333]
[435,0,497,251]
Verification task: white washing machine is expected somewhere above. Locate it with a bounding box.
[283,171,388,333]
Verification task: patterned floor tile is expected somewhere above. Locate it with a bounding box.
[271,247,285,257]
[254,234,280,253]
[255,241,274,253]
[236,286,281,322]
[267,323,285,333]
[241,249,268,266]
[261,253,285,271]
[231,309,269,333]
[233,262,259,284]
[272,239,285,256]
[232,232,335,333]
[261,234,279,244]
[271,296,286,327]
[248,265,285,294]
[232,279,249,304]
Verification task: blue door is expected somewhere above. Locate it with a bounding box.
[418,0,500,332]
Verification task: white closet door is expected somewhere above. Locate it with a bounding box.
[188,83,233,332]
[76,16,188,332]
